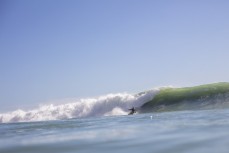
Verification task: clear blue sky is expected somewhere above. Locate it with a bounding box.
[1,0,229,112]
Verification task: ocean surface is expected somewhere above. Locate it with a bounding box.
[1,83,229,153]
[1,109,229,153]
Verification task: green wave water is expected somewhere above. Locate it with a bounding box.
[140,82,229,112]
[1,82,229,123]
[1,83,229,153]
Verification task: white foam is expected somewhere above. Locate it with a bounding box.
[0,89,159,123]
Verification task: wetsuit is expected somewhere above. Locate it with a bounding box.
[128,107,136,115]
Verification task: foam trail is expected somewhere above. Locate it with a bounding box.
[0,89,159,123]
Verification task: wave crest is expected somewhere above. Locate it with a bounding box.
[0,89,159,123]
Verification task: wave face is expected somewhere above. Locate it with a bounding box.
[140,82,229,112]
[1,82,229,123]
[0,89,159,123]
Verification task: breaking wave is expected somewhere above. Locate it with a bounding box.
[1,82,229,123]
[0,89,159,123]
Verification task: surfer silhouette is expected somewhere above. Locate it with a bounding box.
[128,107,136,115]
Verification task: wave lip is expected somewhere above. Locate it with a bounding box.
[2,82,229,123]
[0,89,159,123]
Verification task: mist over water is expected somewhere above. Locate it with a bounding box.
[1,82,229,124]
[0,89,159,123]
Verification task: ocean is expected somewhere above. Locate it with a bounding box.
[1,109,229,153]
[1,82,229,153]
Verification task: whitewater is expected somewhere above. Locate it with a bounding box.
[0,89,160,123]
[1,83,229,153]
[1,82,229,124]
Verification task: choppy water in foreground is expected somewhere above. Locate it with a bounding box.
[1,109,229,153]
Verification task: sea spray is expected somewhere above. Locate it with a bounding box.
[1,82,229,123]
[0,89,159,123]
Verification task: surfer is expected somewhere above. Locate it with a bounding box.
[128,107,136,115]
